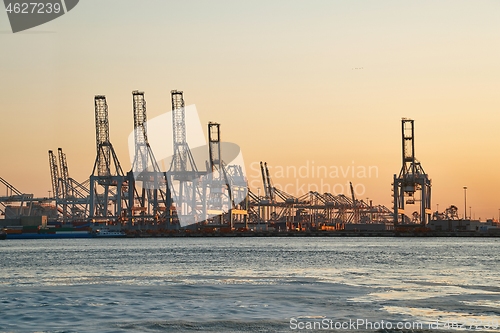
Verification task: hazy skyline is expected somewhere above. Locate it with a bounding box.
[1,1,500,219]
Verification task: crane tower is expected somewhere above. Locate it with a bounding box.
[168,90,202,226]
[89,95,129,220]
[392,119,432,226]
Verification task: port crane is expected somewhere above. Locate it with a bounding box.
[130,90,170,227]
[89,95,131,221]
[204,122,248,227]
[167,90,206,226]
[392,118,432,226]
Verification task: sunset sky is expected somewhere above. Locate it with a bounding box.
[1,1,500,220]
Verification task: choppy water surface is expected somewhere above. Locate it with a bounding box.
[0,237,499,332]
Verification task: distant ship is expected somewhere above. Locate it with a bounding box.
[92,228,126,238]
[1,224,125,239]
[2,226,92,239]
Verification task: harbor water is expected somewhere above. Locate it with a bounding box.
[0,237,499,332]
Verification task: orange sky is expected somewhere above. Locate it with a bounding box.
[1,1,500,220]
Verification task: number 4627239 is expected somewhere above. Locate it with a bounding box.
[5,2,62,14]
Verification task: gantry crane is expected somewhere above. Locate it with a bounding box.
[392,118,431,226]
[130,90,169,226]
[168,90,204,226]
[89,95,130,221]
[204,122,248,227]
[205,122,225,222]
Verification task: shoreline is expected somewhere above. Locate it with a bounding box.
[3,230,500,239]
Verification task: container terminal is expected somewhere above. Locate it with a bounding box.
[1,90,499,239]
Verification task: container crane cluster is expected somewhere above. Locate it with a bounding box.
[1,94,442,234]
[245,162,393,231]
[46,89,248,232]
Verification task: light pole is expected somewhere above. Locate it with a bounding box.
[463,186,467,219]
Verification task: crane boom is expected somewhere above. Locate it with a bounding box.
[48,150,60,199]
[264,162,274,201]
